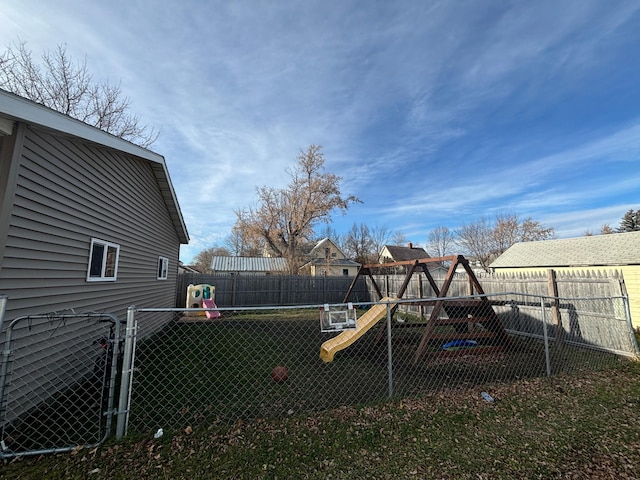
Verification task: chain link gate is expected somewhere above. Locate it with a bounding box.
[0,312,123,458]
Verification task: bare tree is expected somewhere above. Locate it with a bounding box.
[224,225,263,256]
[519,217,555,242]
[369,224,392,263]
[0,40,158,147]
[341,223,391,264]
[456,217,494,271]
[456,213,554,271]
[234,145,359,273]
[492,213,521,255]
[192,246,231,273]
[342,223,373,264]
[493,213,554,255]
[599,224,615,235]
[316,224,342,245]
[390,231,407,245]
[426,226,456,257]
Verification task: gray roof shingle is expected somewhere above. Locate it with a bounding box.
[382,245,429,262]
[490,231,640,268]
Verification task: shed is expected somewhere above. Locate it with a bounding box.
[210,256,288,275]
[490,231,640,327]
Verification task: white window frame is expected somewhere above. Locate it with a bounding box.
[86,238,120,282]
[157,256,169,280]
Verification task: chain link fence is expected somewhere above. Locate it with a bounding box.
[0,292,635,454]
[0,311,122,458]
[123,293,638,436]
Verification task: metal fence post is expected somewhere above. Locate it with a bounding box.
[116,306,138,439]
[0,296,10,436]
[0,320,14,436]
[386,301,393,399]
[0,295,7,334]
[540,297,551,376]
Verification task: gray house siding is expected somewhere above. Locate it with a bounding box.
[1,124,179,323]
[0,121,183,423]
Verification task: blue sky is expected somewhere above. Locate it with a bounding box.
[3,1,639,263]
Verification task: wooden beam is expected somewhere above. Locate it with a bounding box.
[360,255,458,269]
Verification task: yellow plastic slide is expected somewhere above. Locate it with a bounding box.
[320,297,397,363]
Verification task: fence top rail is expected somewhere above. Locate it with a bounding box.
[7,311,120,329]
[478,291,628,302]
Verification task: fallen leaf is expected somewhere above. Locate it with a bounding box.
[70,445,84,456]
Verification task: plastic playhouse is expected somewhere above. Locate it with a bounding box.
[186,284,220,318]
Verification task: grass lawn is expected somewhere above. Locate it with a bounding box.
[2,360,640,479]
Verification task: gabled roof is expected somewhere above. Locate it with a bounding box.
[210,256,288,273]
[308,237,342,255]
[0,89,188,244]
[490,231,640,268]
[178,262,201,274]
[381,244,429,262]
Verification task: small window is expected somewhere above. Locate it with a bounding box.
[343,269,349,276]
[157,256,169,280]
[87,238,120,282]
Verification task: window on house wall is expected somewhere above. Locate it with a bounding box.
[157,256,169,280]
[325,247,330,258]
[87,238,120,282]
[343,269,349,276]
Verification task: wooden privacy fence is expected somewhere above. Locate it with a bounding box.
[176,274,369,308]
[475,269,627,298]
[369,268,626,300]
[368,268,632,325]
[176,270,637,320]
[176,269,628,317]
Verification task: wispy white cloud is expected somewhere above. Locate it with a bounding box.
[542,204,636,238]
[2,0,639,261]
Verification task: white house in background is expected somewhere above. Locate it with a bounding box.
[300,238,360,276]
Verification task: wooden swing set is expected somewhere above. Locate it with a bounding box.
[343,254,511,363]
